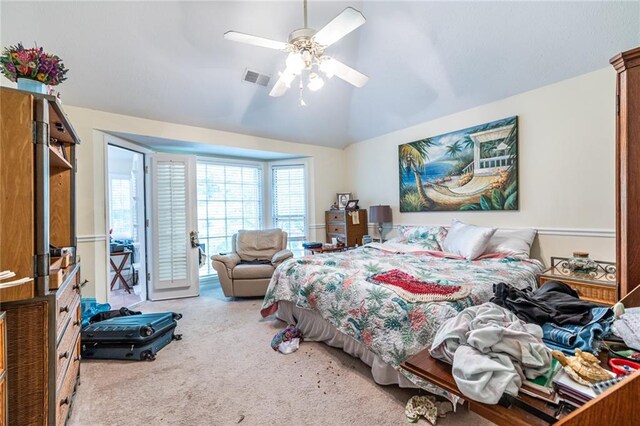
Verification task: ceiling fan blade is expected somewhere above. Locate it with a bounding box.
[312,7,365,47]
[269,78,290,97]
[269,68,296,97]
[325,58,368,88]
[223,31,289,51]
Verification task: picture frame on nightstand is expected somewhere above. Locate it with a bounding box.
[336,192,351,210]
[345,199,359,210]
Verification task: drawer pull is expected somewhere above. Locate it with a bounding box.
[73,284,80,291]
[74,355,81,362]
[59,305,69,313]
[60,398,69,407]
[59,351,69,360]
[73,320,81,327]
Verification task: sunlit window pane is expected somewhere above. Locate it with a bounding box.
[272,164,306,257]
[197,162,263,276]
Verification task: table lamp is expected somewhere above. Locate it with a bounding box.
[369,205,392,242]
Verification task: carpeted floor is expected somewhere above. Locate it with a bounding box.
[69,284,492,426]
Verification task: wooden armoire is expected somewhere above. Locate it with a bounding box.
[553,45,640,426]
[0,87,81,425]
[611,46,640,299]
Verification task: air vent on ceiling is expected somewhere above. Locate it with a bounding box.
[243,69,271,87]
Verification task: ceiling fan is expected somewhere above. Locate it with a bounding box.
[224,0,368,104]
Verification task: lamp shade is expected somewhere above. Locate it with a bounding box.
[370,205,392,223]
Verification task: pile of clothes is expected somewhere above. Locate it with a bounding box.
[430,302,551,404]
[429,281,615,404]
[492,281,614,355]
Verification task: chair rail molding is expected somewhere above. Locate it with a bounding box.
[78,234,108,243]
[311,224,615,239]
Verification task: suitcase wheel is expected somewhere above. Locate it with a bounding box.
[141,326,154,337]
[173,334,183,341]
[173,313,183,320]
[142,351,156,361]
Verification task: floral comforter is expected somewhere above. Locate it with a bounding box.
[261,245,543,396]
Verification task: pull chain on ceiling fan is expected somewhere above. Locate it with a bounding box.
[224,0,368,105]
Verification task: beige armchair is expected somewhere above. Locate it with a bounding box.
[211,229,293,297]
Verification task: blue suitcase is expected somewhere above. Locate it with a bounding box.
[81,312,182,361]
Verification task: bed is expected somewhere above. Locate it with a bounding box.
[260,236,543,402]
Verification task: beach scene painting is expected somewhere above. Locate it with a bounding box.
[399,116,518,212]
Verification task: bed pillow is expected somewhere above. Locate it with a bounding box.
[442,219,496,260]
[483,228,537,258]
[397,225,448,251]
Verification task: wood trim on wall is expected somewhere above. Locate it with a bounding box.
[77,235,108,243]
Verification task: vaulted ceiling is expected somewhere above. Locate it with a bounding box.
[1,1,639,148]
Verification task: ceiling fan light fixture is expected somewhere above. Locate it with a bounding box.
[286,52,305,74]
[319,58,336,78]
[307,72,325,91]
[301,49,312,63]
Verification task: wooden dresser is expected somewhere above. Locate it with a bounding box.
[0,87,81,425]
[325,209,368,247]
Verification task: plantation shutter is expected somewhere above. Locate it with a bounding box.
[110,177,133,238]
[149,154,198,300]
[156,160,188,282]
[271,164,307,255]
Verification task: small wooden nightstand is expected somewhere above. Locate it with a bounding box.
[537,257,617,304]
[308,245,347,255]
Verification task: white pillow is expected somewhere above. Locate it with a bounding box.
[442,219,496,260]
[483,228,537,258]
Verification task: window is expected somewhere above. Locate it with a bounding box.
[110,176,133,239]
[271,164,307,257]
[197,161,263,276]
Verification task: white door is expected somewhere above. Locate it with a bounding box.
[148,153,199,300]
[106,143,148,307]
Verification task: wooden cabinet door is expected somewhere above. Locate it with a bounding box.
[0,89,35,302]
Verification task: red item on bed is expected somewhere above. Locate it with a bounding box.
[369,269,471,303]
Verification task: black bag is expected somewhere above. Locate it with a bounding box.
[88,307,142,325]
[81,312,182,361]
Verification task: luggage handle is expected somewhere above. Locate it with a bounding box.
[59,351,69,360]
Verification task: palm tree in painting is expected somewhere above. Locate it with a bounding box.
[462,136,475,150]
[445,140,463,159]
[399,139,436,208]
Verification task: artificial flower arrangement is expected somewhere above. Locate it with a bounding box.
[0,42,68,86]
